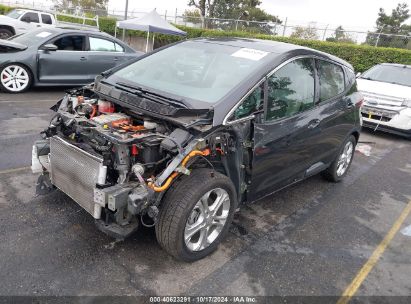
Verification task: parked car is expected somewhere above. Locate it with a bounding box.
[32,38,362,261]
[0,9,56,39]
[357,63,411,138]
[0,27,143,93]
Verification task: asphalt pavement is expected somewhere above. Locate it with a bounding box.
[0,88,410,299]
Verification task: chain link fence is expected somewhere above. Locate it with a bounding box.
[2,0,410,49]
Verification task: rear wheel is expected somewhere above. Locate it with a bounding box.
[156,168,237,261]
[322,135,356,182]
[0,64,32,93]
[0,28,13,40]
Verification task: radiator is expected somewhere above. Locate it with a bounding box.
[49,136,106,219]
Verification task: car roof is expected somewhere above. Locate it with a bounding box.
[14,8,52,14]
[192,37,353,70]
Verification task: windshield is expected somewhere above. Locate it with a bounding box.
[6,9,25,19]
[110,41,272,105]
[361,65,411,87]
[9,29,54,45]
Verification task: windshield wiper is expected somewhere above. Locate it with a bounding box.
[115,82,187,108]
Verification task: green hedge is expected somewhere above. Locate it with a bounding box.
[97,18,411,72]
[0,4,13,14]
[2,3,411,72]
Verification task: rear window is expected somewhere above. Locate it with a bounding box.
[41,14,52,25]
[317,60,345,102]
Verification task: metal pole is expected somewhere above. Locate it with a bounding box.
[146,31,150,53]
[122,0,129,41]
[322,24,329,41]
[175,8,177,24]
[282,17,288,36]
[164,10,167,20]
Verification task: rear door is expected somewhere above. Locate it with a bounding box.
[86,35,129,81]
[37,34,90,84]
[311,59,352,165]
[249,57,324,200]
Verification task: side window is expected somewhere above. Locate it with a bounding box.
[115,42,124,52]
[21,12,39,23]
[230,85,264,121]
[89,37,118,52]
[41,14,52,25]
[53,35,85,51]
[317,60,345,102]
[266,58,315,121]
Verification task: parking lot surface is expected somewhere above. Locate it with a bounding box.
[0,89,410,298]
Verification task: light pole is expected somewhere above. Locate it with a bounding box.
[235,10,249,31]
[122,0,129,41]
[375,24,389,47]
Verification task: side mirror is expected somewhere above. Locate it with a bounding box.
[356,72,361,78]
[43,44,58,51]
[20,17,31,23]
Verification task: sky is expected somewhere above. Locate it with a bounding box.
[107,0,411,31]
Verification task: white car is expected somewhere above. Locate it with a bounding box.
[0,9,56,39]
[357,63,411,138]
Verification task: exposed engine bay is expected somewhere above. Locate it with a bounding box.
[32,86,249,239]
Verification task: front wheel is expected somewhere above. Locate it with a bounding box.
[156,168,237,262]
[0,28,13,40]
[0,64,32,93]
[322,135,356,182]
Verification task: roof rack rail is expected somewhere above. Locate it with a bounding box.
[55,13,100,31]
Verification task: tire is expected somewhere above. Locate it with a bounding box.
[0,28,13,40]
[322,135,356,182]
[156,168,237,262]
[0,63,33,93]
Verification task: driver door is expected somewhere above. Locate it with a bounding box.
[249,57,323,201]
[37,34,90,84]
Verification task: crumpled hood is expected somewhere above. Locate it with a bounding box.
[0,39,27,51]
[357,78,411,100]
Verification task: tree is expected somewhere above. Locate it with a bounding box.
[182,9,202,25]
[326,26,355,43]
[188,0,280,32]
[290,24,319,40]
[52,0,108,15]
[365,3,411,49]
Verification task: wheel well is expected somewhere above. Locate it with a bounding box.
[0,25,16,35]
[352,131,360,143]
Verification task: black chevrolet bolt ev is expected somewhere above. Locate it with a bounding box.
[34,38,362,261]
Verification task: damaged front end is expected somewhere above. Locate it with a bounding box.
[32,85,240,239]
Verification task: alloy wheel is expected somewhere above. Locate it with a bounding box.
[184,188,231,252]
[1,65,30,92]
[336,141,354,177]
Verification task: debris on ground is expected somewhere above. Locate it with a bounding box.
[355,143,373,156]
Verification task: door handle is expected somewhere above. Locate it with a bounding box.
[308,119,321,129]
[114,57,119,61]
[80,56,87,61]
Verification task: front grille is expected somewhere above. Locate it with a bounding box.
[50,136,103,217]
